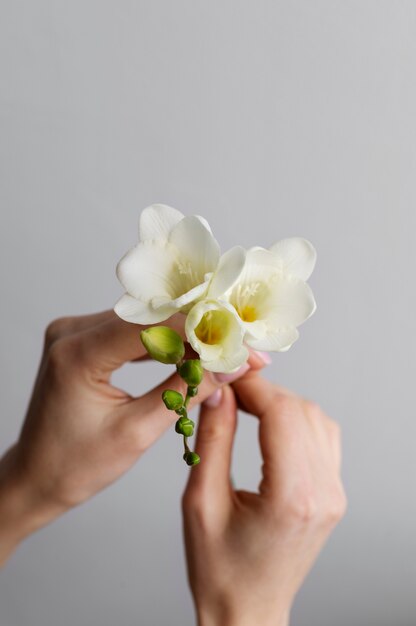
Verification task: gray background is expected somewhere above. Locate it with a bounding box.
[0,1,415,625]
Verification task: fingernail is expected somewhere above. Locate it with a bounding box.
[213,362,250,384]
[253,350,272,365]
[203,388,223,408]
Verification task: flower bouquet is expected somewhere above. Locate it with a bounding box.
[114,205,316,466]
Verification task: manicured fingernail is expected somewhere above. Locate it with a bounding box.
[203,388,223,408]
[253,350,272,365]
[213,362,250,384]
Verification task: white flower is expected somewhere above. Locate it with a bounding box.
[114,204,245,325]
[185,299,248,373]
[226,238,317,352]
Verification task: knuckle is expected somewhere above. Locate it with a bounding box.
[324,486,348,525]
[47,335,83,370]
[271,392,299,418]
[197,420,225,445]
[277,486,319,526]
[327,419,341,441]
[181,487,210,526]
[44,317,75,347]
[304,399,323,417]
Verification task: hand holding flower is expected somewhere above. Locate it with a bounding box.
[0,311,265,566]
[182,374,347,626]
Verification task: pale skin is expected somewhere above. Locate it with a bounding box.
[183,376,347,626]
[0,310,263,565]
[0,310,346,625]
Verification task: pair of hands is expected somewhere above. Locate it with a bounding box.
[0,311,346,626]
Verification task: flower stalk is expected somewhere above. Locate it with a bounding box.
[140,326,201,466]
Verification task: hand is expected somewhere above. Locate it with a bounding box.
[0,311,266,565]
[182,373,347,626]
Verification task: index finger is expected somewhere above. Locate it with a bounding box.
[77,312,186,374]
[231,373,308,498]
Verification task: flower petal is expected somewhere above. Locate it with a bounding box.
[185,299,246,372]
[195,215,213,233]
[116,241,178,300]
[201,345,249,373]
[169,280,210,309]
[169,216,220,276]
[267,277,316,327]
[139,204,184,242]
[245,326,299,352]
[269,238,317,281]
[208,246,246,299]
[242,319,268,340]
[114,293,175,324]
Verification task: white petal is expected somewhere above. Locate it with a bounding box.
[195,215,213,233]
[245,326,299,352]
[139,204,184,242]
[268,277,316,327]
[114,293,174,324]
[242,319,268,340]
[161,279,210,310]
[185,300,243,365]
[116,241,178,300]
[269,238,317,281]
[236,247,280,285]
[201,345,249,373]
[169,216,220,276]
[208,246,246,299]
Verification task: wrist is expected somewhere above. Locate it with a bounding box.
[0,444,67,566]
[196,603,291,626]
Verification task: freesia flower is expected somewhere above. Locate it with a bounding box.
[226,238,317,352]
[114,204,245,324]
[185,299,248,373]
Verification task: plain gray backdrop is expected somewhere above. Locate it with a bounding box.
[1,1,415,625]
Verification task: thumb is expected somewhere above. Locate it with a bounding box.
[184,385,237,514]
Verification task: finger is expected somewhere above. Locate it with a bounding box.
[185,385,237,511]
[119,362,253,449]
[45,310,116,347]
[77,313,186,374]
[231,373,307,497]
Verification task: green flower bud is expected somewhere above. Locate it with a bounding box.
[175,416,195,437]
[162,390,184,411]
[187,386,198,398]
[178,359,203,387]
[183,451,201,466]
[175,407,187,417]
[140,326,185,365]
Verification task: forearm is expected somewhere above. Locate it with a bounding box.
[0,445,65,566]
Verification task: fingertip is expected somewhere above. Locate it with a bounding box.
[248,349,272,369]
[203,388,223,409]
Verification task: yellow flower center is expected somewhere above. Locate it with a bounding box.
[232,282,264,323]
[195,311,228,345]
[237,305,257,322]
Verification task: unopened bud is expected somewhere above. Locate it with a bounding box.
[178,359,203,387]
[183,451,201,466]
[187,386,198,398]
[162,390,184,411]
[140,326,185,365]
[175,416,195,437]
